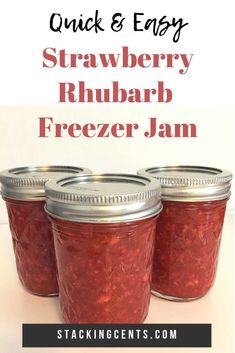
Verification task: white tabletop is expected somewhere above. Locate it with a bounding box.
[0,212,233,353]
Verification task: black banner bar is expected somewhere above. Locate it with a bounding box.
[22,324,211,347]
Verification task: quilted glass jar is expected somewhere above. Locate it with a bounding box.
[45,174,162,323]
[0,165,91,296]
[138,166,232,301]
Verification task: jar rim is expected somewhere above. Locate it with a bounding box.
[45,173,162,223]
[0,165,92,200]
[137,165,232,202]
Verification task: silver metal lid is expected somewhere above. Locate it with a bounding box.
[0,166,92,201]
[137,166,232,201]
[45,174,162,223]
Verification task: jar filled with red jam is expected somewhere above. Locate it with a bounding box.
[45,174,162,323]
[138,166,232,301]
[0,165,91,296]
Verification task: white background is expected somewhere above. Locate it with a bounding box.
[0,0,234,105]
[0,104,234,224]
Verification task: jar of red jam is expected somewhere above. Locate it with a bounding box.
[138,166,232,301]
[0,166,91,296]
[45,174,162,323]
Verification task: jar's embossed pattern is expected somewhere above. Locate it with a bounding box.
[5,198,58,295]
[152,200,227,299]
[51,218,157,323]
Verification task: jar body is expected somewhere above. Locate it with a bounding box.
[152,199,227,300]
[50,216,157,323]
[4,198,58,296]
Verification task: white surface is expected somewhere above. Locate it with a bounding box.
[0,212,233,353]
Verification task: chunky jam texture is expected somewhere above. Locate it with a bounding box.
[152,200,227,299]
[50,217,157,323]
[5,198,58,296]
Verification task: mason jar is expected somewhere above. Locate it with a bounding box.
[0,165,91,296]
[45,174,162,323]
[138,166,232,301]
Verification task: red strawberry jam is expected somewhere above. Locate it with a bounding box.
[152,200,227,300]
[50,217,157,323]
[5,198,58,295]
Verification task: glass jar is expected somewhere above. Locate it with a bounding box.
[138,166,232,301]
[45,174,162,323]
[0,165,91,296]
